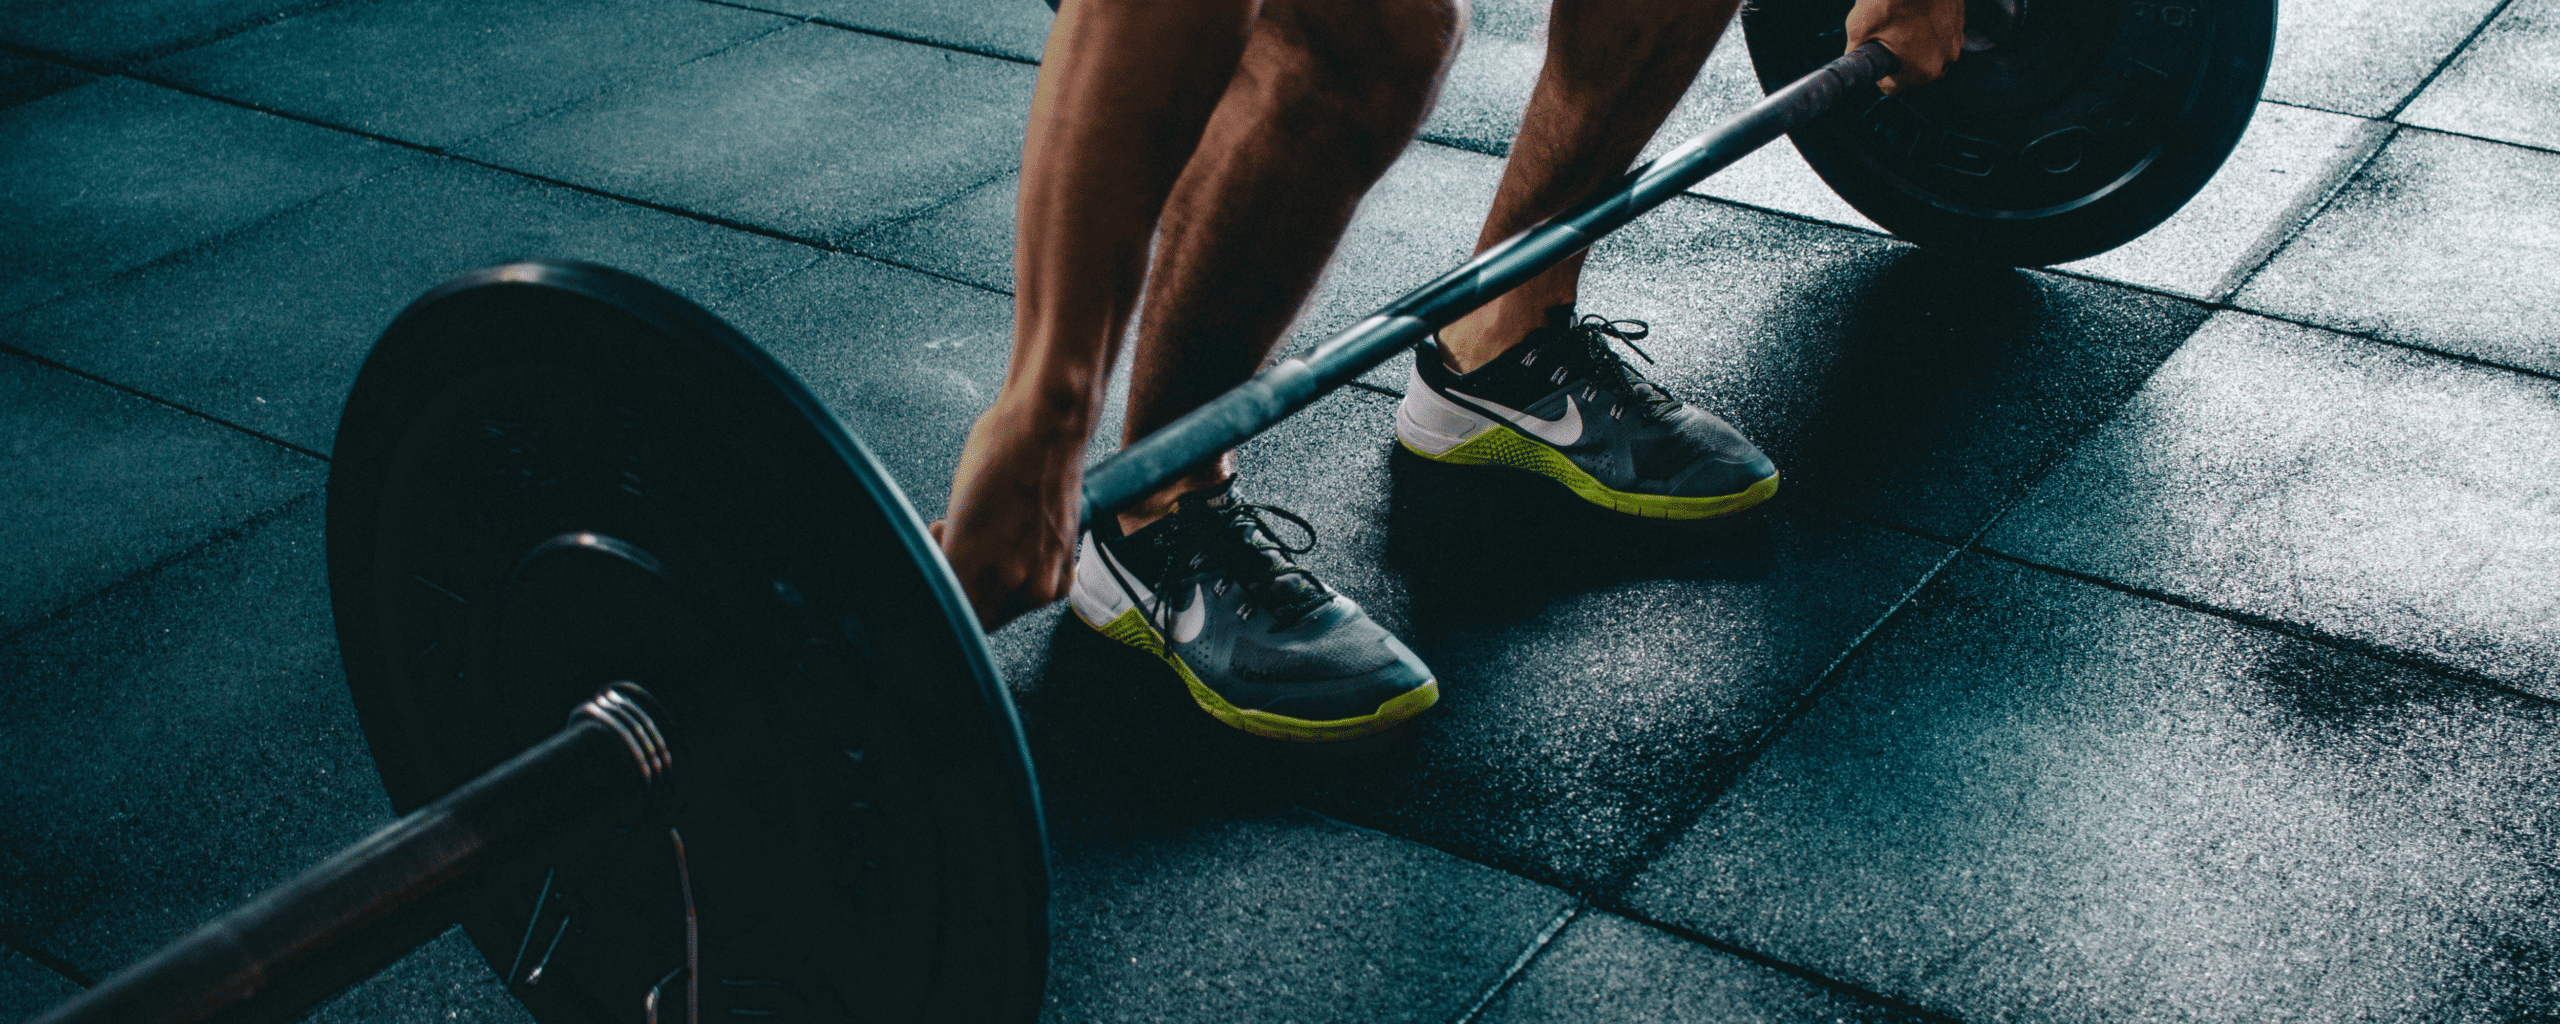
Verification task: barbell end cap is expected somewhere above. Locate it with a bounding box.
[573,682,675,793]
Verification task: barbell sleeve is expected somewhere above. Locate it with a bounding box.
[31,685,672,1024]
[1080,40,1898,525]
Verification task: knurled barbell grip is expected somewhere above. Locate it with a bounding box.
[31,684,672,1024]
[1079,41,1898,525]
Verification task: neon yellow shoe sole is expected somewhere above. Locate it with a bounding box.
[1400,423,1779,520]
[1077,606,1439,743]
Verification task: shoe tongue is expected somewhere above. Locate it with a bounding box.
[1191,493,1332,625]
[1177,480,1238,513]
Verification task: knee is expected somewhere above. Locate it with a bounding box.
[1259,0,1468,171]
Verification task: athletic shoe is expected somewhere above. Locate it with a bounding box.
[1395,307,1778,519]
[1068,483,1438,742]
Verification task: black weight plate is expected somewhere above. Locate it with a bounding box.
[1744,0,2275,266]
[325,261,1047,1024]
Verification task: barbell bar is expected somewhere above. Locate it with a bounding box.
[29,0,2278,1016]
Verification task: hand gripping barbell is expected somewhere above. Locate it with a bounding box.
[30,3,2272,1019]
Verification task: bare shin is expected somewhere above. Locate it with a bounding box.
[1437,0,1744,372]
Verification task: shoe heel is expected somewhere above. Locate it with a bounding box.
[1393,382,1493,461]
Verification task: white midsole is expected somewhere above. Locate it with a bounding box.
[1068,533,1140,627]
[1393,362,1497,457]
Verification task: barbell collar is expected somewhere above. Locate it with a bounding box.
[31,685,672,1024]
[1079,41,1897,524]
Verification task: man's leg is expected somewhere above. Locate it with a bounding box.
[938,0,1256,629]
[1391,0,1785,521]
[1436,0,1742,372]
[1114,0,1465,534]
[1064,0,1465,743]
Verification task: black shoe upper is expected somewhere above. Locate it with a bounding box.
[1100,483,1335,631]
[1414,305,1774,498]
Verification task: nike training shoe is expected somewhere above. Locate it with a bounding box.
[1395,307,1779,519]
[1068,484,1438,742]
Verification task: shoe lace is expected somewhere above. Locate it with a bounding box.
[1148,500,1331,628]
[1560,314,1680,421]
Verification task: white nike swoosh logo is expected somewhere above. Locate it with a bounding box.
[1462,392,1583,446]
[1167,584,1208,644]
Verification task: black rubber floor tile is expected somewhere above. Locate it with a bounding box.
[703,251,1130,519]
[1474,911,1924,1024]
[1419,0,1542,156]
[143,0,788,149]
[1626,555,2560,1023]
[2236,129,2560,378]
[844,168,1017,293]
[455,24,1034,247]
[1572,197,2210,541]
[2262,0,2508,118]
[1419,0,1768,164]
[303,929,533,1024]
[1669,43,1880,233]
[1035,808,1573,1024]
[0,52,91,110]
[0,0,334,67]
[2400,0,2560,153]
[1984,313,2560,698]
[2054,103,2388,301]
[0,77,415,318]
[0,945,82,1023]
[1285,142,1503,391]
[1293,495,1950,893]
[0,354,322,637]
[0,499,386,976]
[758,0,1052,63]
[2,158,818,455]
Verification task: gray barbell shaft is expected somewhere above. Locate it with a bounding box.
[30,685,671,1024]
[1080,40,1898,525]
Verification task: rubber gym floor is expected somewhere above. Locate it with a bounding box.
[5,1,2557,1021]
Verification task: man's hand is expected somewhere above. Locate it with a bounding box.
[1845,0,1967,94]
[932,391,1089,632]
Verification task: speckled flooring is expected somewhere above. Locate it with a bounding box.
[5,1,2557,1021]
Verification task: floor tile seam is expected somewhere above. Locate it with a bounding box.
[2200,304,2560,387]
[1276,804,1959,1020]
[0,343,332,464]
[1961,544,2560,708]
[0,132,431,326]
[424,16,804,158]
[75,56,881,264]
[2206,119,2399,304]
[0,0,355,74]
[848,163,1019,236]
[799,14,1046,67]
[683,0,1046,66]
[0,924,95,990]
[1577,898,1968,1024]
[434,149,856,250]
[81,62,451,157]
[1448,898,1585,1024]
[0,489,324,652]
[2201,116,2398,304]
[1669,188,1906,245]
[2394,121,2560,159]
[1584,462,2120,901]
[1418,131,1511,159]
[2035,266,2560,388]
[2257,96,2368,120]
[1585,535,1974,903]
[825,247,1025,301]
[2381,0,2525,123]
